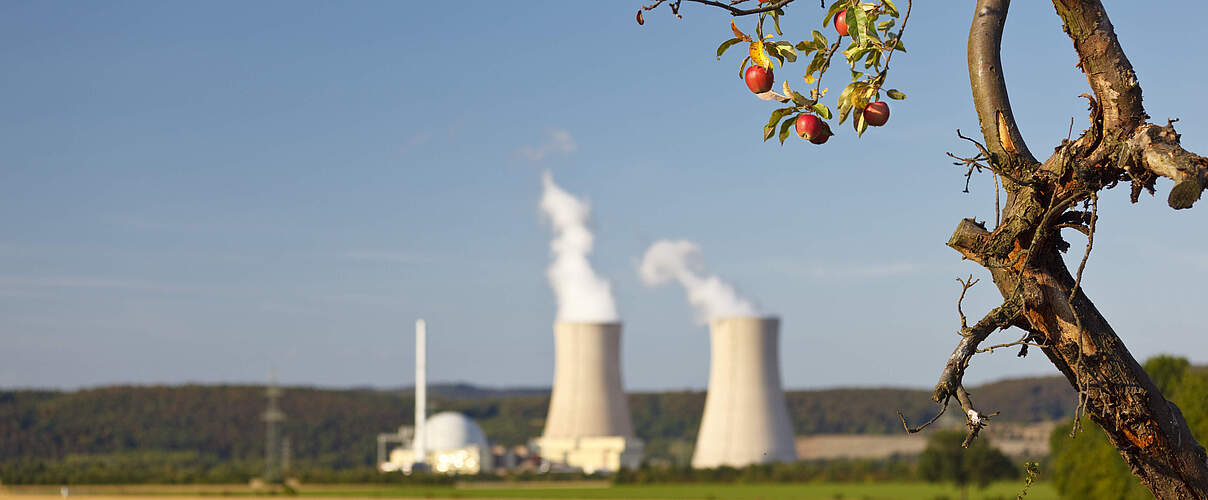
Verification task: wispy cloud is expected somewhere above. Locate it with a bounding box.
[517,129,577,161]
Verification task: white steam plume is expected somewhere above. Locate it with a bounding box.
[539,171,619,322]
[639,240,758,322]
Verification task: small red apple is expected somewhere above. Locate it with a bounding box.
[834,10,849,37]
[744,65,774,94]
[796,114,831,144]
[862,101,890,126]
[810,129,831,144]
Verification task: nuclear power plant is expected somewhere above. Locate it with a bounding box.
[692,316,798,468]
[376,180,800,477]
[533,321,644,473]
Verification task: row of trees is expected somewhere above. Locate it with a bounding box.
[0,434,1018,487]
[0,376,1073,466]
[1050,356,1208,499]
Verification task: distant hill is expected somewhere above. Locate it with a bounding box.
[0,375,1076,469]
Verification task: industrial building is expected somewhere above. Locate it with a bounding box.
[533,321,644,473]
[380,411,492,474]
[377,319,492,475]
[692,316,798,468]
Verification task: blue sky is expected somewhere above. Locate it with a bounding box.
[1,1,1205,391]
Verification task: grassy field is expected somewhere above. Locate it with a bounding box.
[2,482,1059,500]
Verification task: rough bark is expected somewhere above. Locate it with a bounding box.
[944,0,1208,497]
[638,0,1208,496]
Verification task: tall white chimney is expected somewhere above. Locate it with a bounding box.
[692,316,797,468]
[414,318,427,466]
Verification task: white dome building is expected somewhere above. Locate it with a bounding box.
[383,412,492,475]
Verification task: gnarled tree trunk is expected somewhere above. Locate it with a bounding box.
[939,1,1208,497]
[637,0,1208,496]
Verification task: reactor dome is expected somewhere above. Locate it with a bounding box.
[421,411,489,451]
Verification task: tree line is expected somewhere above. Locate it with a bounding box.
[0,375,1075,484]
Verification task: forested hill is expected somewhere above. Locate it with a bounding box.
[0,377,1075,466]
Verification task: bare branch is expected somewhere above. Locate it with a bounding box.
[640,0,795,17]
[932,296,1024,405]
[898,398,949,434]
[968,0,1037,164]
[955,386,998,447]
[955,275,979,330]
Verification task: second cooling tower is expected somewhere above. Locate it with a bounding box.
[692,316,797,468]
[534,321,643,473]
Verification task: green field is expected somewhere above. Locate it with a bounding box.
[297,482,1057,500]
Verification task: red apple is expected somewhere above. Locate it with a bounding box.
[796,114,830,144]
[862,101,890,126]
[744,65,774,94]
[810,129,831,144]
[834,10,849,37]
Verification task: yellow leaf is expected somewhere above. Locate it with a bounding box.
[730,20,751,42]
[749,41,771,69]
[804,74,815,84]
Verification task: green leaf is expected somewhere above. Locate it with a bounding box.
[739,56,750,79]
[844,46,870,65]
[851,7,869,46]
[865,50,881,69]
[863,19,882,44]
[778,115,797,144]
[795,40,815,53]
[888,36,906,52]
[825,0,848,26]
[791,91,811,107]
[855,108,869,137]
[764,107,795,141]
[837,100,853,125]
[886,88,907,100]
[769,50,784,68]
[883,0,900,18]
[807,51,827,76]
[716,38,744,59]
[813,102,832,120]
[773,12,782,36]
[877,19,895,32]
[773,42,798,63]
[812,30,828,50]
[850,69,863,81]
[836,81,865,125]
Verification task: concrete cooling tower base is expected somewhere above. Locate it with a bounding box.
[692,316,797,468]
[534,321,643,473]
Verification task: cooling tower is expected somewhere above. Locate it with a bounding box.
[534,321,643,473]
[692,316,797,468]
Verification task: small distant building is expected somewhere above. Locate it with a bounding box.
[533,436,643,474]
[379,412,492,475]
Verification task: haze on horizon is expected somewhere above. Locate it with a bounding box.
[2,1,1206,391]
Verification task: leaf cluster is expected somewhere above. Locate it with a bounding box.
[716,0,909,143]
